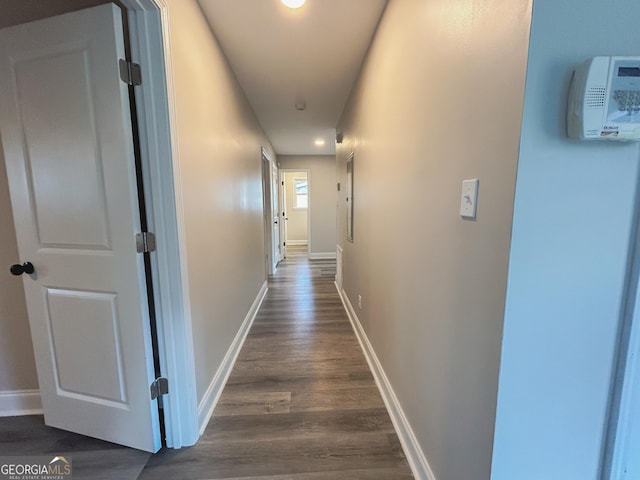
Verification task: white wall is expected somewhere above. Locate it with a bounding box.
[491,1,640,478]
[283,171,308,244]
[164,0,275,408]
[278,155,336,256]
[336,1,532,479]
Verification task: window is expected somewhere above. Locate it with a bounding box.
[294,178,308,209]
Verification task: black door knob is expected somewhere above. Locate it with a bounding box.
[10,262,34,276]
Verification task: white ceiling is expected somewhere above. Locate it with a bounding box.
[197,0,387,156]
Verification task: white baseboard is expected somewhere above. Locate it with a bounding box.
[309,252,337,260]
[0,389,43,417]
[336,284,436,480]
[286,240,308,246]
[197,281,268,433]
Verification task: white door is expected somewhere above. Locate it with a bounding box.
[271,161,281,267]
[0,4,161,452]
[280,171,289,257]
[261,155,273,275]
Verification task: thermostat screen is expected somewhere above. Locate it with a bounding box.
[618,67,640,77]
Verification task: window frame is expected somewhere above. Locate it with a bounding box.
[293,177,308,210]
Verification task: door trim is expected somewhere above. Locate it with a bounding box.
[122,0,199,448]
[602,188,640,478]
[261,147,276,276]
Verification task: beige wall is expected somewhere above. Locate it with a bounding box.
[165,0,275,405]
[0,0,115,401]
[278,155,336,256]
[0,140,38,393]
[283,172,308,244]
[336,1,532,479]
[0,0,117,28]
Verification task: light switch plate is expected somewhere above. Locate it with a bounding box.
[460,179,479,218]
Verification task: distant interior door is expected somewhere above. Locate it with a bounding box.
[281,171,309,253]
[270,159,281,268]
[0,4,161,452]
[261,153,275,275]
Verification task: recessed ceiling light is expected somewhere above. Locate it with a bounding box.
[314,139,325,146]
[281,0,306,8]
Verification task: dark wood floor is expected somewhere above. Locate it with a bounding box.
[0,247,413,479]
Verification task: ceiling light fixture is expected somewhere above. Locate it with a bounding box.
[314,139,325,146]
[281,0,306,8]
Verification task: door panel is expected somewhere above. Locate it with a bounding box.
[16,49,111,249]
[47,289,126,404]
[0,4,161,452]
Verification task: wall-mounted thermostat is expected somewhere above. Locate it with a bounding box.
[567,56,640,141]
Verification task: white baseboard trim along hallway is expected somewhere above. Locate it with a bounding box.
[336,283,436,480]
[0,389,43,417]
[197,281,268,433]
[308,252,337,260]
[285,240,307,246]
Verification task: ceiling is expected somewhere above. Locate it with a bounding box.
[197,0,387,156]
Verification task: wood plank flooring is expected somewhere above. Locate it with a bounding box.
[0,414,151,479]
[0,247,413,479]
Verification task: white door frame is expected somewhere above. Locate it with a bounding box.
[603,222,640,478]
[261,147,276,276]
[279,169,311,255]
[121,0,198,448]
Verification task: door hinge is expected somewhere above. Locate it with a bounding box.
[150,377,169,400]
[119,59,142,86]
[281,181,284,186]
[136,232,156,253]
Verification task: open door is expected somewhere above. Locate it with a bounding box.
[271,158,282,268]
[0,4,161,452]
[261,152,274,275]
[280,170,310,257]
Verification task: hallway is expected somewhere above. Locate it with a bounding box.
[138,249,413,478]
[0,249,413,479]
